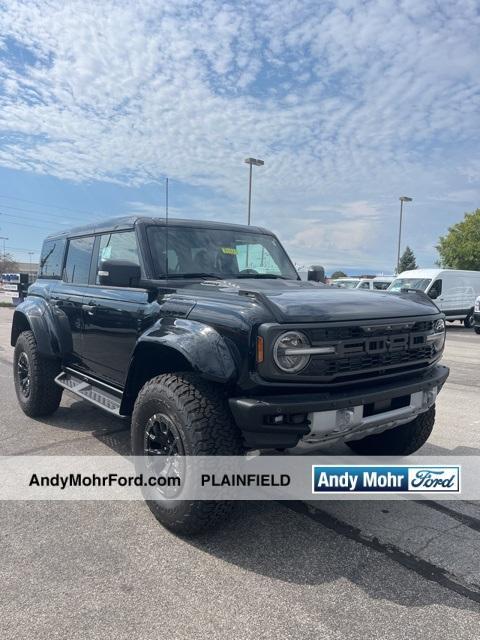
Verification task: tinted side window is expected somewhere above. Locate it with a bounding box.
[39,238,66,279]
[96,231,140,284]
[64,236,95,284]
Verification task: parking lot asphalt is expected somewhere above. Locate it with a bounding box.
[0,307,479,639]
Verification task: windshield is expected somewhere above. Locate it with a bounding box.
[147,225,299,280]
[388,277,432,292]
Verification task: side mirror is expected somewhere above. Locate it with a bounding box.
[98,260,141,288]
[428,289,438,300]
[307,265,325,283]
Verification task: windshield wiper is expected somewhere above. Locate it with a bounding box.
[235,273,291,280]
[164,273,293,281]
[165,273,223,280]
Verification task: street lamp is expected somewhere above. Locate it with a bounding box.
[244,157,264,225]
[396,196,413,274]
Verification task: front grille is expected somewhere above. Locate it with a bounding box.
[305,345,435,376]
[296,319,440,382]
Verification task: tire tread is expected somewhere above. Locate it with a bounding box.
[14,330,62,417]
[132,373,243,535]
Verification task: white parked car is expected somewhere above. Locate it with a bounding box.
[330,276,394,290]
[329,277,360,288]
[389,268,480,328]
[354,277,396,290]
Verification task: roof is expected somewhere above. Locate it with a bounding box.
[397,268,480,278]
[45,215,269,239]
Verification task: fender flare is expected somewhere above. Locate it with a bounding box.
[11,297,72,357]
[133,317,239,382]
[121,317,240,414]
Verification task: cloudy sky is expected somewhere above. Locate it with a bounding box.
[0,0,479,274]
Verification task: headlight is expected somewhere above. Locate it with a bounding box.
[273,331,310,373]
[427,318,446,351]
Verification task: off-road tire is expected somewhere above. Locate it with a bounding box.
[13,330,63,417]
[475,327,480,335]
[131,373,244,535]
[346,405,435,455]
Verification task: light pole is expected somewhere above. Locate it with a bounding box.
[244,157,264,225]
[396,196,412,274]
[0,236,8,271]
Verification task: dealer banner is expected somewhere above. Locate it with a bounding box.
[0,455,474,501]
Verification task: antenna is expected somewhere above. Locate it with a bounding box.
[165,177,169,277]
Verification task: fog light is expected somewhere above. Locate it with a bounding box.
[423,388,437,407]
[289,413,307,425]
[264,414,286,425]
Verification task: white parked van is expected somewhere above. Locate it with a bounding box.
[388,268,480,327]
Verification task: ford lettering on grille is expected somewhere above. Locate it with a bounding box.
[298,319,440,382]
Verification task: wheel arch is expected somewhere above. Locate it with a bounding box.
[11,298,70,357]
[121,318,239,415]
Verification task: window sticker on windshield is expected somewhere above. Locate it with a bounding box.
[101,246,112,259]
[221,247,238,255]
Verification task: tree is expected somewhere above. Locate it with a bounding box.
[0,252,18,274]
[398,246,418,273]
[437,209,480,270]
[330,270,347,279]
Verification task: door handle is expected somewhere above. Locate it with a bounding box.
[82,303,97,315]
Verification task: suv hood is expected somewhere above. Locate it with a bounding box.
[187,278,439,323]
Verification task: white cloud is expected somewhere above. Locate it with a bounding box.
[0,0,479,271]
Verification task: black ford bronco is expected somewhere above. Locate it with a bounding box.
[12,216,449,533]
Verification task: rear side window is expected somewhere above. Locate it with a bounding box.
[64,236,95,284]
[39,238,66,279]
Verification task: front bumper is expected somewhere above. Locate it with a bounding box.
[229,365,449,449]
[474,312,480,328]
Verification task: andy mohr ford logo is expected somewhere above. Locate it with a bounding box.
[312,465,460,493]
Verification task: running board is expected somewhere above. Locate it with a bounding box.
[55,370,125,417]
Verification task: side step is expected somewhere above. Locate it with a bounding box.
[55,369,125,417]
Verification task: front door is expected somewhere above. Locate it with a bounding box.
[80,230,147,386]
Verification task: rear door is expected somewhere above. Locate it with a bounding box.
[80,230,148,386]
[460,274,479,311]
[50,235,95,368]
